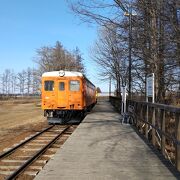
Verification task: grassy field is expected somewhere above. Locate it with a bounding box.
[0,98,48,152]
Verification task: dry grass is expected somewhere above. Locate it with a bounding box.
[0,98,47,152]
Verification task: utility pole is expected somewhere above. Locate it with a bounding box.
[125,5,133,99]
[115,0,136,99]
[128,6,132,99]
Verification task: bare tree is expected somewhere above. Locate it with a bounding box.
[32,68,41,95]
[132,0,180,102]
[17,71,26,95]
[26,67,33,95]
[35,41,85,75]
[72,47,85,73]
[68,0,180,103]
[91,24,128,96]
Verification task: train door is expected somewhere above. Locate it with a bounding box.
[57,80,68,108]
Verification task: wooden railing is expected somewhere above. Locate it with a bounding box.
[109,96,180,171]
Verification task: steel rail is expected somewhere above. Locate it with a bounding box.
[0,125,54,159]
[6,125,71,180]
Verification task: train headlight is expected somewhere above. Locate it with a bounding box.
[59,70,65,77]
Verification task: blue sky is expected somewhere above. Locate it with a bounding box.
[0,0,110,91]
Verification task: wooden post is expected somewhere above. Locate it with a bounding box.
[145,104,149,139]
[135,102,137,128]
[140,104,143,131]
[175,113,180,171]
[161,109,166,157]
[152,107,156,146]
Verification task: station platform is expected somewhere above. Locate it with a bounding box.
[35,101,179,180]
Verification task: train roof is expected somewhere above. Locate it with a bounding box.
[42,71,83,77]
[42,70,96,88]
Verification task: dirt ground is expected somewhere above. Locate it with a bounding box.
[0,99,48,152]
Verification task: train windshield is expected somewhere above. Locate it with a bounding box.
[69,80,80,91]
[44,81,54,91]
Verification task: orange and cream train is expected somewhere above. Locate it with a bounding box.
[41,71,96,124]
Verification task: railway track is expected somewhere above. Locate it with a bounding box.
[0,124,77,180]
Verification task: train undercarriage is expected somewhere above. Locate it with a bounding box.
[44,110,84,124]
[44,103,95,124]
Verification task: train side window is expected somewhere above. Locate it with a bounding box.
[59,82,65,91]
[44,81,54,91]
[69,80,80,91]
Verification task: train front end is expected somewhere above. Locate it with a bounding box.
[41,71,84,124]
